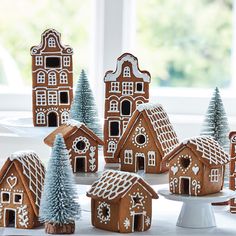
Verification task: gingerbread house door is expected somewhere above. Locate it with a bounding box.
[136,154,145,171]
[48,111,58,127]
[74,156,86,172]
[132,213,144,232]
[179,177,191,195]
[4,208,16,227]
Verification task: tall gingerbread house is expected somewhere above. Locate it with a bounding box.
[31,29,73,127]
[103,53,151,163]
[229,131,236,213]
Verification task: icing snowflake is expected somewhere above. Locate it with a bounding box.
[123,217,130,229]
[145,216,151,226]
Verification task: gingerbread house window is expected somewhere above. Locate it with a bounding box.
[148,151,155,166]
[63,56,70,66]
[48,91,57,105]
[210,169,219,182]
[122,82,133,95]
[36,90,46,106]
[36,112,46,124]
[124,150,133,164]
[109,121,120,137]
[59,91,69,104]
[37,71,45,83]
[46,57,61,68]
[123,66,131,77]
[121,100,131,116]
[1,192,10,203]
[48,72,57,85]
[108,141,116,153]
[48,37,56,47]
[60,72,68,84]
[110,82,120,92]
[35,56,43,66]
[109,100,118,112]
[61,111,69,123]
[136,82,144,92]
[13,193,23,204]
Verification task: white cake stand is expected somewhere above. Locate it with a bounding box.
[158,188,236,229]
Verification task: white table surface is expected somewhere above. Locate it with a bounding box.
[1,184,236,236]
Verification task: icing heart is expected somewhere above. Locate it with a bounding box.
[90,146,96,152]
[7,175,17,189]
[89,165,96,171]
[192,166,199,175]
[171,166,178,175]
[89,158,96,164]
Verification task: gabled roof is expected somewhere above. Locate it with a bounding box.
[44,119,104,147]
[0,151,45,216]
[163,136,230,167]
[104,53,151,82]
[30,28,73,55]
[86,170,158,202]
[115,103,179,158]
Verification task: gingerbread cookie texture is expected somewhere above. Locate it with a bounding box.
[44,119,104,173]
[163,136,230,196]
[115,103,179,173]
[0,151,45,228]
[87,170,158,233]
[103,53,151,163]
[229,131,236,213]
[31,28,73,127]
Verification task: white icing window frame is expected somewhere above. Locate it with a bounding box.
[37,71,45,83]
[135,82,144,93]
[63,56,70,67]
[36,90,46,106]
[13,192,23,204]
[110,82,120,93]
[48,72,57,85]
[35,56,43,66]
[60,72,68,84]
[109,100,119,112]
[48,37,56,47]
[61,111,69,123]
[122,82,133,95]
[59,90,70,105]
[148,151,155,166]
[1,191,10,203]
[48,91,58,105]
[36,112,46,124]
[107,141,117,153]
[210,169,219,182]
[109,120,120,137]
[123,66,131,77]
[124,150,133,164]
[120,99,132,116]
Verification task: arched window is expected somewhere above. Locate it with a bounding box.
[121,100,131,116]
[108,141,117,153]
[61,111,69,123]
[48,37,56,47]
[48,72,56,85]
[109,100,118,112]
[60,72,68,84]
[123,66,131,77]
[37,72,45,83]
[36,112,45,124]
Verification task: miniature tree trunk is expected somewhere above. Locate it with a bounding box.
[45,222,75,234]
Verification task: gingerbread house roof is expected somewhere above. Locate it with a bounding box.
[0,151,45,216]
[87,170,158,202]
[44,119,104,147]
[30,28,73,55]
[163,136,230,167]
[104,53,151,82]
[115,103,179,158]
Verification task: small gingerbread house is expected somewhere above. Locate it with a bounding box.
[163,136,230,196]
[87,170,158,233]
[31,29,73,127]
[229,131,236,213]
[0,151,45,229]
[44,119,104,173]
[115,103,179,174]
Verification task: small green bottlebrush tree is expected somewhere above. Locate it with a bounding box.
[201,87,230,189]
[39,134,80,234]
[70,70,102,137]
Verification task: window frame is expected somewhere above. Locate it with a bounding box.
[13,192,23,204]
[1,191,10,203]
[124,150,133,164]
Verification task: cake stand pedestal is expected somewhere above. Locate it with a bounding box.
[158,188,236,229]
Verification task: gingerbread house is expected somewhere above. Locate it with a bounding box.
[229,131,236,213]
[44,119,104,173]
[87,170,158,233]
[115,103,179,173]
[163,136,230,196]
[103,53,151,163]
[31,29,73,127]
[0,151,45,229]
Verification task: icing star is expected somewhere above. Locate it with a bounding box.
[131,193,144,208]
